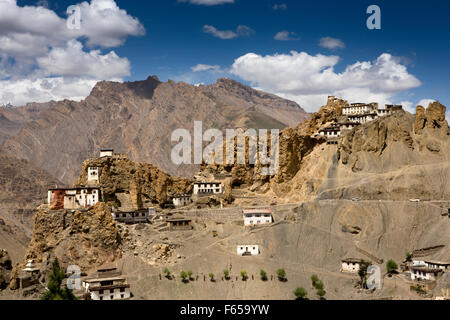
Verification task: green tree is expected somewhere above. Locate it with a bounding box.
[314,281,324,290]
[317,288,326,300]
[163,268,171,279]
[260,270,267,281]
[180,271,188,282]
[294,287,308,300]
[405,252,412,262]
[187,270,193,280]
[386,259,398,275]
[311,274,319,287]
[276,269,286,281]
[357,260,371,288]
[41,258,77,300]
[209,273,215,281]
[223,269,230,280]
[241,270,247,281]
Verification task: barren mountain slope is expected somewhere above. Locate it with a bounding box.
[114,200,449,300]
[0,151,61,263]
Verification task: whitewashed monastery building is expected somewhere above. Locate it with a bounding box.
[242,209,273,226]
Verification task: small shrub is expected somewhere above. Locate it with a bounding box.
[260,270,267,281]
[294,287,308,300]
[276,269,286,281]
[386,259,398,274]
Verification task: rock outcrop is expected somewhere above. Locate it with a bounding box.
[415,101,449,136]
[0,249,12,290]
[24,203,121,272]
[75,155,192,209]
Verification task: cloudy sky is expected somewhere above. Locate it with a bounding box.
[1,0,449,120]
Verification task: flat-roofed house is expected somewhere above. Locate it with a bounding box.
[410,266,444,281]
[167,217,193,231]
[193,182,223,195]
[242,208,273,226]
[172,194,192,207]
[341,258,365,273]
[111,208,155,224]
[48,187,102,210]
[424,260,450,271]
[100,149,114,158]
[342,103,378,116]
[82,275,130,300]
[237,245,260,256]
[87,167,101,184]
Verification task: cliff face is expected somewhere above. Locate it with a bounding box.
[0,249,12,290]
[198,100,450,202]
[75,156,192,209]
[24,203,121,272]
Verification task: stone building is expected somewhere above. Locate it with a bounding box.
[82,269,131,300]
[166,217,193,231]
[410,266,443,281]
[172,194,193,207]
[111,208,155,224]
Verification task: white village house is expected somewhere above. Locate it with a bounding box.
[48,187,102,210]
[410,266,444,281]
[82,273,131,300]
[172,194,193,207]
[87,167,101,184]
[341,258,365,273]
[237,245,260,256]
[193,182,223,195]
[100,148,114,158]
[242,208,273,226]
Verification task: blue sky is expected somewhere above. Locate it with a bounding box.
[3,0,450,117]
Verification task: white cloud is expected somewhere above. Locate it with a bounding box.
[0,0,144,106]
[203,25,254,39]
[191,64,221,72]
[319,37,346,50]
[417,99,436,108]
[0,77,99,106]
[272,4,287,10]
[230,51,421,112]
[37,40,130,79]
[179,0,234,5]
[274,31,300,41]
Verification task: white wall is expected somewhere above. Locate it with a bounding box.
[237,245,259,256]
[341,262,360,273]
[90,287,131,300]
[88,167,100,183]
[243,214,273,226]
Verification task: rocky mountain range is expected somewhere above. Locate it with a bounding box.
[0,76,308,264]
[0,77,308,185]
